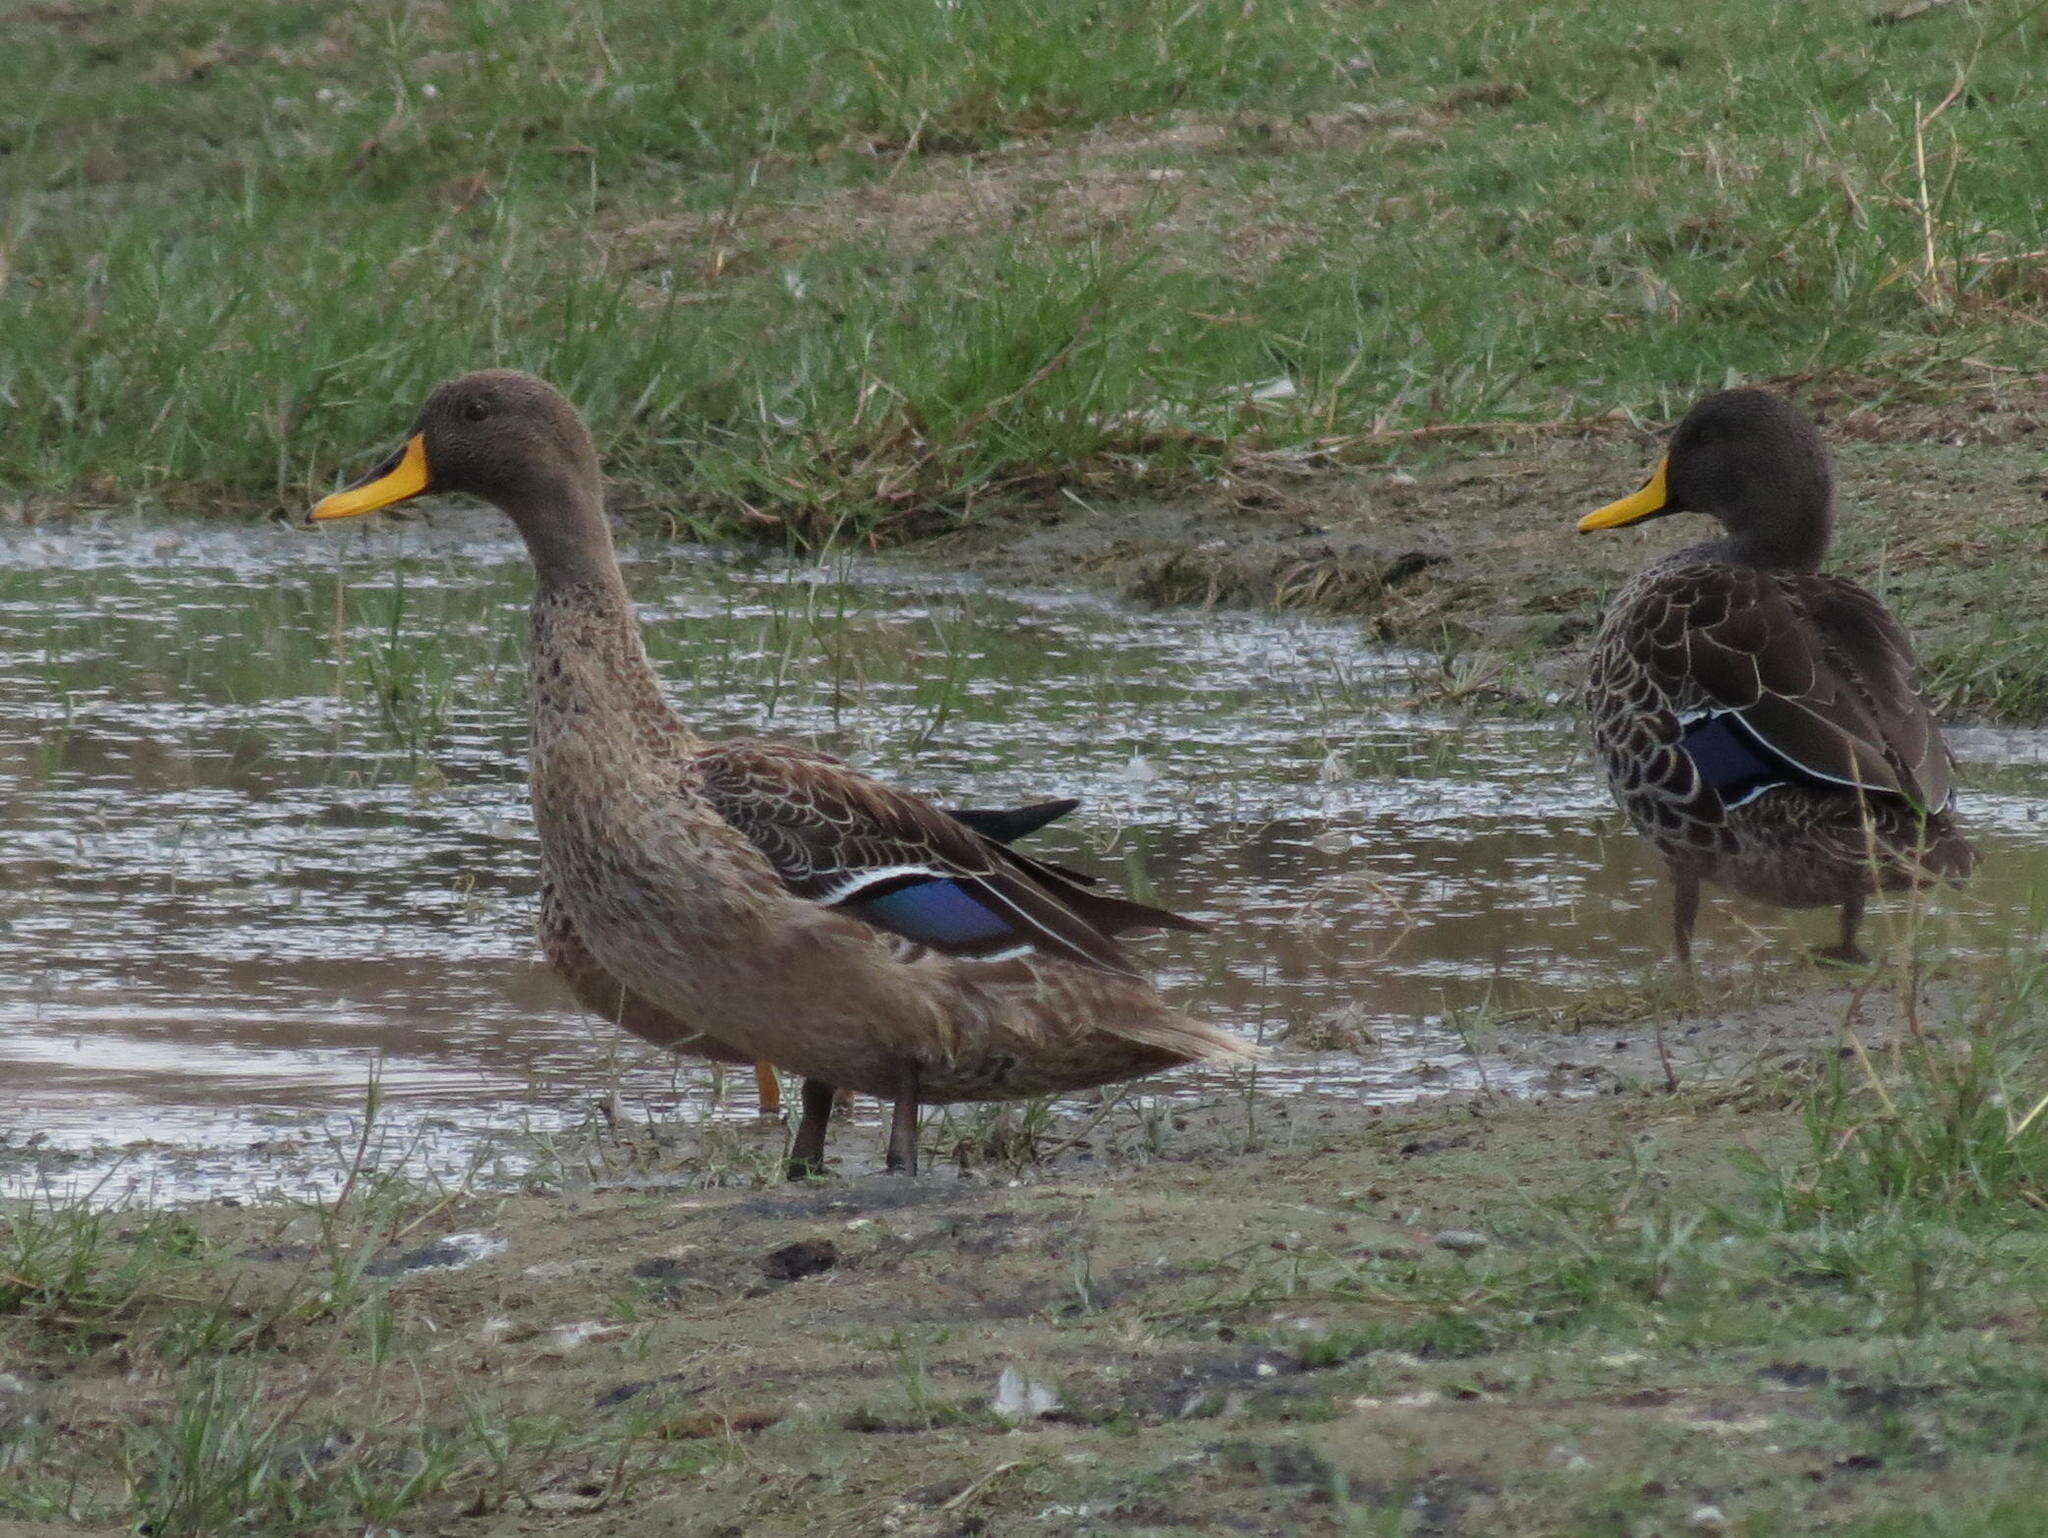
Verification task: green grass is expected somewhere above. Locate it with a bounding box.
[116,1361,467,1538]
[4,6,2048,1524]
[1923,617,2048,724]
[7,0,2048,536]
[0,1196,210,1323]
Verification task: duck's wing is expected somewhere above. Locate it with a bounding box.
[1797,573,1953,811]
[694,740,1197,976]
[701,739,1199,931]
[1634,564,1950,811]
[698,741,1096,877]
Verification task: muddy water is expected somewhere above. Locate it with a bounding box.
[3,516,2044,1200]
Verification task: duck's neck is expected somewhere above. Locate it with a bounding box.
[1703,462,1835,573]
[512,478,695,750]
[1709,510,1831,573]
[507,470,625,596]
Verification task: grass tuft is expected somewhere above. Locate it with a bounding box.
[1770,958,2048,1222]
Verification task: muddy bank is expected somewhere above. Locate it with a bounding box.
[923,428,2048,720]
[5,962,2032,1538]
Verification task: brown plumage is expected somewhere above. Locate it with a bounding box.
[311,370,1249,1175]
[1579,388,1977,965]
[539,792,1099,1112]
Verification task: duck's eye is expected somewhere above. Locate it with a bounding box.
[463,398,493,423]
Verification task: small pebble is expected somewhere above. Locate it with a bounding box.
[991,1366,1061,1422]
[365,1231,505,1278]
[541,1320,624,1354]
[1433,1229,1489,1255]
[1689,1506,1730,1534]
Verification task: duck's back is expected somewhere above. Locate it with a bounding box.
[1588,553,1975,898]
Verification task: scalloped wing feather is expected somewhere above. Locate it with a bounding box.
[1624,564,1946,810]
[1799,574,1952,811]
[691,740,1173,976]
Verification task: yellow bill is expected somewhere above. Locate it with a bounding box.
[309,434,431,522]
[1578,454,1670,532]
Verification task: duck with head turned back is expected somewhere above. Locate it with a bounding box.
[310,370,1250,1176]
[1578,388,1977,967]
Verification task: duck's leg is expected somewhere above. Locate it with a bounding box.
[1813,892,1870,966]
[753,1061,783,1118]
[786,1078,836,1180]
[1670,868,1700,969]
[885,1064,921,1176]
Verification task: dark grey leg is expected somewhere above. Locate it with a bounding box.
[787,1078,837,1180]
[1814,892,1870,965]
[1671,868,1701,969]
[885,1064,921,1176]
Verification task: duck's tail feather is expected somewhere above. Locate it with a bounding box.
[948,798,1081,845]
[1066,885,1210,937]
[993,845,1208,936]
[1109,1007,1260,1065]
[1919,821,1979,882]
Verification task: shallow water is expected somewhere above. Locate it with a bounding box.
[3,514,2044,1201]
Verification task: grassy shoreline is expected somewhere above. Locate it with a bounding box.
[9,0,2048,536]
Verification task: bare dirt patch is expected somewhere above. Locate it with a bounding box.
[922,425,2048,718]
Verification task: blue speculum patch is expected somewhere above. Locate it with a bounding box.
[847,878,1018,950]
[1679,714,1791,807]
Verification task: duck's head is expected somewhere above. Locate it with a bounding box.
[311,370,613,581]
[1577,389,1834,571]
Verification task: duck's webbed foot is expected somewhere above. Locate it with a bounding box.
[885,1063,922,1176]
[786,1078,837,1180]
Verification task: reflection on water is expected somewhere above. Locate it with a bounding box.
[2,514,2044,1201]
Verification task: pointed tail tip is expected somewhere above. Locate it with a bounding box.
[1110,1008,1260,1067]
[1176,1016,1264,1064]
[1215,1033,1266,1062]
[951,797,1083,844]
